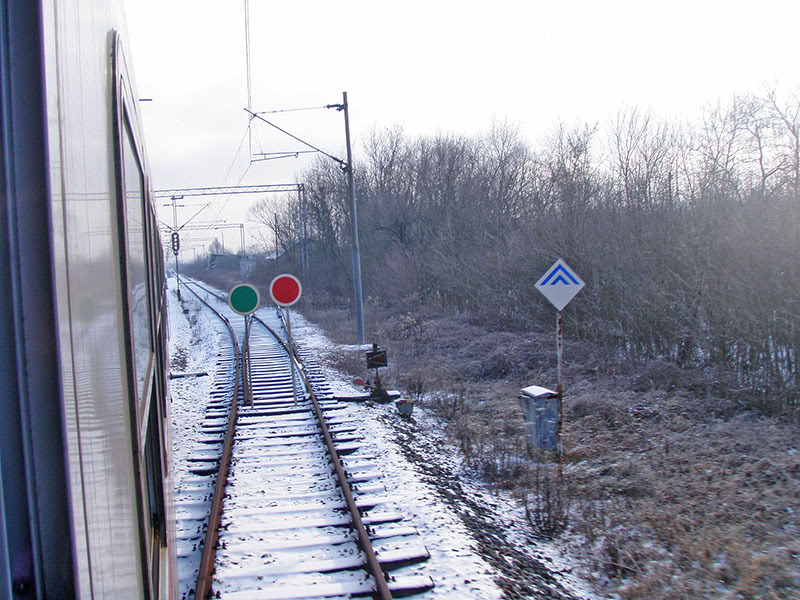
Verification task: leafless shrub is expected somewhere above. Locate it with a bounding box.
[522,460,570,538]
[460,414,527,487]
[426,388,466,421]
[399,368,430,401]
[322,347,366,379]
[298,306,355,344]
[298,303,800,599]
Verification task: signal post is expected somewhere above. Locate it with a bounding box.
[532,258,585,458]
[269,274,303,404]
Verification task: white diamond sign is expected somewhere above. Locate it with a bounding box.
[535,258,585,311]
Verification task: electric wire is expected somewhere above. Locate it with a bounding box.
[244,0,253,159]
[252,118,266,157]
[175,126,253,256]
[251,150,317,162]
[255,104,330,115]
[251,115,317,162]
[170,2,334,257]
[246,108,347,169]
[177,125,250,233]
[181,0,254,251]
[205,163,252,235]
[182,156,254,251]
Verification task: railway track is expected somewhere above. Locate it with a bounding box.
[174,278,434,599]
[173,280,240,599]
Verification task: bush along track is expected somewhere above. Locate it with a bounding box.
[380,411,581,600]
[300,302,800,600]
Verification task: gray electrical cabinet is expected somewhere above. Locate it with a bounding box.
[518,385,559,451]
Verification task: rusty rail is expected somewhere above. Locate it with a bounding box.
[179,280,390,599]
[181,279,241,600]
[252,314,393,600]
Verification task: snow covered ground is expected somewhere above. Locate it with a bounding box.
[167,279,223,497]
[166,278,597,600]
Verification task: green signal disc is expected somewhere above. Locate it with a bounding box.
[228,283,260,315]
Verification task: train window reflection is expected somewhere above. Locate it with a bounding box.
[123,122,151,403]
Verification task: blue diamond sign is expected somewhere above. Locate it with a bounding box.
[535,258,585,311]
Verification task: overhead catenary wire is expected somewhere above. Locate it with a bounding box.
[250,110,318,162]
[176,124,252,250]
[203,164,252,235]
[255,104,331,115]
[244,0,253,158]
[245,108,348,170]
[178,125,250,231]
[173,3,343,255]
[180,163,251,247]
[251,150,317,162]
[166,2,258,255]
[184,0,255,249]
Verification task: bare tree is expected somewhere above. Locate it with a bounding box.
[291,100,799,406]
[765,87,800,194]
[609,108,677,209]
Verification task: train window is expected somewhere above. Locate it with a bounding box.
[115,34,172,599]
[143,398,165,595]
[122,120,152,405]
[145,207,157,350]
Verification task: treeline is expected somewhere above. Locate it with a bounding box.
[250,90,800,407]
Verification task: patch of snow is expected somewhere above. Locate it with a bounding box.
[167,278,222,491]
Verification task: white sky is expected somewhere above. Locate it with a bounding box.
[124,0,800,255]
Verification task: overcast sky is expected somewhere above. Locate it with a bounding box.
[124,0,800,254]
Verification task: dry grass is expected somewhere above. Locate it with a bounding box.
[302,302,800,600]
[564,385,800,599]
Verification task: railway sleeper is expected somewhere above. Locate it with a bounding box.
[219,574,435,600]
[215,544,429,580]
[221,509,405,534]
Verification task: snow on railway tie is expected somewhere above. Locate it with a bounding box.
[213,309,433,598]
[173,313,237,598]
[174,279,433,599]
[169,278,599,600]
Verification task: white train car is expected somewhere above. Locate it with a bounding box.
[0,1,175,598]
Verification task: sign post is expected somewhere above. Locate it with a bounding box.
[228,283,261,405]
[269,274,303,404]
[365,344,389,400]
[171,231,181,300]
[535,258,585,457]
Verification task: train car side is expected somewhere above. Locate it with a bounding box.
[0,1,175,598]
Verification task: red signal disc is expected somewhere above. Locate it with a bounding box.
[269,274,302,307]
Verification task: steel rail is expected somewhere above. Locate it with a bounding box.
[184,279,252,405]
[252,314,393,600]
[181,279,392,598]
[183,279,227,302]
[180,278,242,600]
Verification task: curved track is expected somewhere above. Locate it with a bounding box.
[173,281,240,599]
[177,279,433,599]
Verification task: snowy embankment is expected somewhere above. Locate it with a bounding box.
[166,277,596,599]
[286,313,598,600]
[167,278,222,494]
